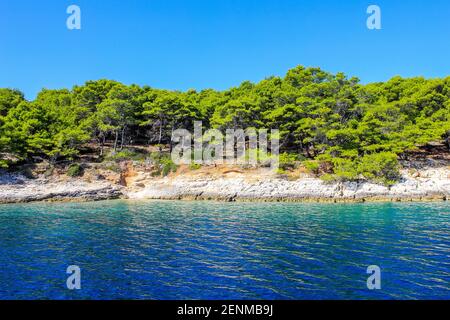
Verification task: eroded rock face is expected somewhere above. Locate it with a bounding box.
[1,166,449,203]
[127,167,450,202]
[0,172,123,204]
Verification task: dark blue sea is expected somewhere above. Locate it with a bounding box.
[0,200,449,299]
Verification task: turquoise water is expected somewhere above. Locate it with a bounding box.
[0,200,449,300]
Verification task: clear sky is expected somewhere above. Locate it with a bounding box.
[1,0,450,99]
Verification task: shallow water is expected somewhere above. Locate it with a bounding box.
[0,200,449,299]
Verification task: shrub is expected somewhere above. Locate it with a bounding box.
[303,160,320,174]
[278,152,299,170]
[258,149,277,167]
[149,153,178,176]
[149,151,161,162]
[106,149,146,161]
[151,170,161,177]
[189,163,201,170]
[357,152,400,186]
[317,152,400,186]
[332,157,358,181]
[0,159,8,168]
[161,158,177,176]
[320,173,337,183]
[103,162,121,173]
[67,163,84,177]
[241,148,278,167]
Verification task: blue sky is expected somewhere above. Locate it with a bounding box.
[1,0,450,99]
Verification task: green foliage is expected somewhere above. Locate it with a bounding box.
[189,163,201,170]
[278,152,299,170]
[102,162,121,173]
[161,158,177,176]
[106,149,146,161]
[0,159,8,168]
[331,158,359,181]
[0,66,449,184]
[319,173,337,183]
[150,152,178,176]
[0,88,24,117]
[319,152,400,185]
[357,152,400,186]
[67,163,84,177]
[303,160,320,174]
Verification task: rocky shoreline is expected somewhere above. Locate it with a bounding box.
[0,171,123,204]
[1,164,448,204]
[126,167,450,202]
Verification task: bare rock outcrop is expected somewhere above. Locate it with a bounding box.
[1,166,449,204]
[0,172,123,204]
[127,167,450,202]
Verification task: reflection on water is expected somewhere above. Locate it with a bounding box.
[0,200,449,299]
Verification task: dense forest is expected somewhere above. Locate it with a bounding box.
[1,66,449,185]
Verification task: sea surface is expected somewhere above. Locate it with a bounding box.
[0,200,449,300]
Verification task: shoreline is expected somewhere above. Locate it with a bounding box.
[1,194,447,205]
[0,172,123,204]
[1,165,449,204]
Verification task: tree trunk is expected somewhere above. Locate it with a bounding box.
[158,123,162,145]
[147,128,153,145]
[113,130,119,152]
[50,153,58,165]
[120,126,126,150]
[305,144,312,158]
[298,137,304,157]
[158,122,163,153]
[100,135,105,156]
[169,125,174,153]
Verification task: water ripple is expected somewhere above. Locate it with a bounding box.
[0,200,449,299]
